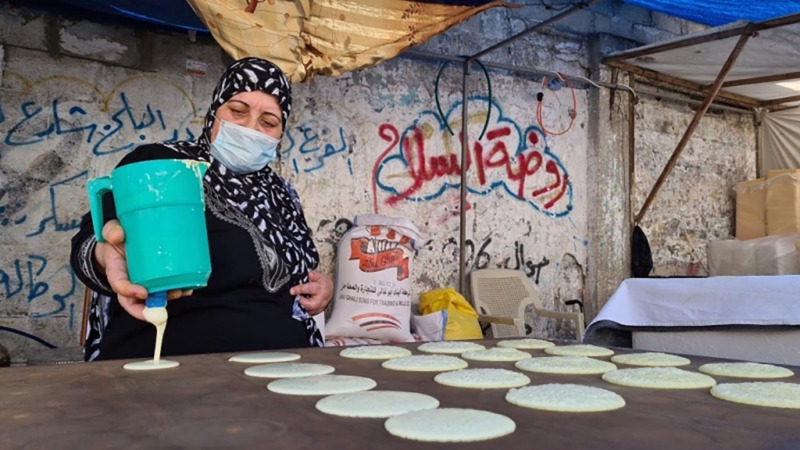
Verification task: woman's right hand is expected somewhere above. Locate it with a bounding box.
[94,220,149,320]
[94,221,194,321]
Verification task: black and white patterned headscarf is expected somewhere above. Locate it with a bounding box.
[208,57,292,131]
[164,57,319,308]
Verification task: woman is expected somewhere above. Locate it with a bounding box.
[70,57,333,361]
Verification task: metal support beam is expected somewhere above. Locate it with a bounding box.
[606,60,760,109]
[636,87,755,114]
[467,0,597,62]
[403,50,628,91]
[604,13,800,64]
[761,94,800,108]
[628,74,636,236]
[458,60,470,295]
[717,71,800,89]
[453,0,598,295]
[635,30,754,224]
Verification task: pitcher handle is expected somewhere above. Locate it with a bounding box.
[86,176,112,243]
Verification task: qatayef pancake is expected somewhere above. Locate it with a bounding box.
[544,344,614,357]
[382,355,468,372]
[610,352,691,367]
[228,351,301,363]
[461,347,532,362]
[710,382,800,409]
[506,384,626,412]
[515,356,617,375]
[339,345,412,360]
[434,368,531,389]
[385,408,516,442]
[267,375,377,396]
[315,391,439,418]
[123,360,179,371]
[698,362,794,379]
[496,338,555,350]
[417,341,486,354]
[243,362,334,378]
[602,367,716,389]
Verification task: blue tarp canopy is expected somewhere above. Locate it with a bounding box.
[52,0,208,31]
[623,0,800,26]
[44,0,800,32]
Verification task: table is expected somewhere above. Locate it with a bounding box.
[585,276,800,365]
[1,341,799,449]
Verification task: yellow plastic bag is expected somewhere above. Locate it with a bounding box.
[419,287,482,340]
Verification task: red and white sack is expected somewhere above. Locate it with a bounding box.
[325,214,423,343]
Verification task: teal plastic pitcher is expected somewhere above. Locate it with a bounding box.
[86,159,212,293]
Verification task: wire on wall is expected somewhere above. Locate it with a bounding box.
[405,49,639,104]
[513,0,586,12]
[536,72,577,136]
[435,58,493,140]
[0,326,58,349]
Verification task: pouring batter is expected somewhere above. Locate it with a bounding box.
[123,304,179,371]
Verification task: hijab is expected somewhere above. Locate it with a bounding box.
[163,57,319,293]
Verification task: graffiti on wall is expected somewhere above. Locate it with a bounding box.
[438,235,551,284]
[281,119,352,176]
[316,216,355,255]
[25,171,87,237]
[0,255,77,320]
[1,75,199,157]
[372,96,572,217]
[0,200,26,229]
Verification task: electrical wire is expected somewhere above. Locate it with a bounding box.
[568,73,638,102]
[0,326,57,349]
[512,0,586,12]
[613,82,639,102]
[427,52,638,138]
[536,72,577,136]
[435,59,493,140]
[573,75,600,88]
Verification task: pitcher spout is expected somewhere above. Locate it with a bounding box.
[183,160,210,179]
[198,161,210,178]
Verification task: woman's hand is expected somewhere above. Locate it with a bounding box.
[291,270,333,316]
[94,220,192,321]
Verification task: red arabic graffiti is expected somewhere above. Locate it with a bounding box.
[372,123,570,214]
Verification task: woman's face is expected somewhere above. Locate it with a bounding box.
[210,90,283,143]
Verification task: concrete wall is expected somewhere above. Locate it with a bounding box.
[0,2,755,360]
[633,95,757,276]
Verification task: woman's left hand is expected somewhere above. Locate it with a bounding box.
[291,270,333,316]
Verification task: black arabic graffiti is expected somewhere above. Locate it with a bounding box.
[442,237,549,284]
[501,241,550,284]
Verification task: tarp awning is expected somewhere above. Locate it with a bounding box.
[185,0,506,83]
[604,14,800,110]
[623,0,800,26]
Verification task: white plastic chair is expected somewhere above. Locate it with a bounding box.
[469,268,585,341]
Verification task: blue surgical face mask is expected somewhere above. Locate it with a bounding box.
[210,118,280,174]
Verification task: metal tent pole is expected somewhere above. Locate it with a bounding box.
[458,60,470,295]
[455,0,597,295]
[467,0,597,62]
[634,30,754,224]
